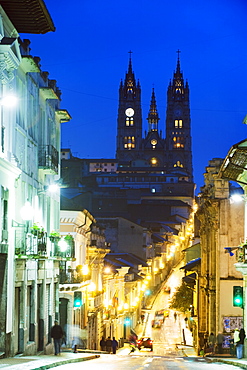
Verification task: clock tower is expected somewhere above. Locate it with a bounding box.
[165,52,193,181]
[116,53,143,160]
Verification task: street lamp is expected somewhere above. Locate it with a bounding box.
[0,93,18,154]
[88,282,96,292]
[230,193,247,242]
[230,193,244,203]
[20,201,33,221]
[58,238,68,252]
[20,200,34,233]
[82,264,89,275]
[104,266,111,274]
[0,94,18,107]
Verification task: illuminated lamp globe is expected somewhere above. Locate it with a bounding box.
[58,238,68,252]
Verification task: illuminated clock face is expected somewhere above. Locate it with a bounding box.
[151,139,157,146]
[125,108,134,117]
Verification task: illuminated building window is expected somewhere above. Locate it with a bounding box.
[174,120,183,128]
[174,161,184,168]
[127,79,133,92]
[126,117,134,126]
[124,136,135,149]
[173,136,184,149]
[150,157,158,167]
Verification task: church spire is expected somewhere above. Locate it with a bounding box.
[128,50,133,74]
[175,49,181,75]
[169,49,185,101]
[121,51,138,100]
[147,88,159,132]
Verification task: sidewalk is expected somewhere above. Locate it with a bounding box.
[0,350,100,370]
[174,345,247,368]
[179,345,247,369]
[207,355,247,369]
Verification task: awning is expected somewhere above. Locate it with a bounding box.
[182,272,196,284]
[152,233,166,242]
[180,258,201,271]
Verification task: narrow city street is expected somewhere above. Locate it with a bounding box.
[142,266,193,356]
[51,279,240,369]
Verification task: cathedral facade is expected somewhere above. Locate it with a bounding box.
[116,53,193,182]
[61,54,195,223]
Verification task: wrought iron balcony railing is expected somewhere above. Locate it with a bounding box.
[38,144,58,174]
[59,267,91,284]
[15,230,47,257]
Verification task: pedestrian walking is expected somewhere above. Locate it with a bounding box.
[100,336,106,351]
[105,336,112,353]
[71,337,78,353]
[208,332,216,354]
[174,312,177,321]
[238,328,246,359]
[234,328,240,357]
[216,331,224,354]
[61,331,66,347]
[51,320,63,355]
[129,341,136,354]
[112,337,118,354]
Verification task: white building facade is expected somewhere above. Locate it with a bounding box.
[0,4,70,356]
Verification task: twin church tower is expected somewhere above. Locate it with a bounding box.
[116,52,193,182]
[61,52,194,221]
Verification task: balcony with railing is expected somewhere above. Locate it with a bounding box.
[59,266,91,284]
[38,144,58,174]
[15,229,47,258]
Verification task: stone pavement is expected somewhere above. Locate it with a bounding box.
[0,351,100,370]
[2,347,247,370]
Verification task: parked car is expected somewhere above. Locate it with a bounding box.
[137,337,153,351]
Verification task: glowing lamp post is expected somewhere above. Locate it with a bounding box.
[20,201,34,233]
[1,94,18,107]
[20,201,33,221]
[58,238,68,253]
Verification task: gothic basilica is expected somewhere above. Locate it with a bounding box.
[116,53,193,181]
[61,54,195,224]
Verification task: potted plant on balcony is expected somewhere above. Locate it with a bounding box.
[31,223,45,238]
[49,230,61,243]
[67,266,73,272]
[64,234,74,241]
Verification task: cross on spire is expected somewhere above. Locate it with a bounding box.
[176,49,181,59]
[128,50,133,74]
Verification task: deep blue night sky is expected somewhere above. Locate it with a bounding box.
[20,0,247,193]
